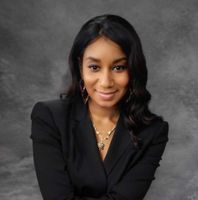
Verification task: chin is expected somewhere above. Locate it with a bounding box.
[94,98,121,109]
[99,102,117,108]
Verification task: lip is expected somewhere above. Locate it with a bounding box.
[97,90,117,100]
[98,91,116,94]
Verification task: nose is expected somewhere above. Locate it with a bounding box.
[99,70,114,88]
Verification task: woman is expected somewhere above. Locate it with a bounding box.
[30,14,169,200]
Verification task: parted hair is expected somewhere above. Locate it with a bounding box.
[61,14,163,148]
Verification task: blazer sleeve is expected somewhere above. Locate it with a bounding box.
[30,101,169,200]
[30,101,76,200]
[106,121,169,200]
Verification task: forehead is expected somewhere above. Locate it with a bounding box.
[82,36,126,62]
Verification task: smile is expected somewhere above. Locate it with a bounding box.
[97,90,117,100]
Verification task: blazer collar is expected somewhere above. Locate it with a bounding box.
[70,94,136,175]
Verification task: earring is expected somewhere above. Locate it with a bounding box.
[79,79,89,104]
[126,88,134,103]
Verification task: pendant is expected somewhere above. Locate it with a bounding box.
[98,142,105,150]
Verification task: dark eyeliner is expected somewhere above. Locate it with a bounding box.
[88,64,99,71]
[113,65,127,71]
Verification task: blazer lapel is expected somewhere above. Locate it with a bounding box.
[103,112,135,175]
[70,95,135,176]
[70,95,106,174]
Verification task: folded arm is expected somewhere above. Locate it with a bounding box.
[30,102,169,200]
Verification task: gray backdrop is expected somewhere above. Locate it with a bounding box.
[0,0,197,200]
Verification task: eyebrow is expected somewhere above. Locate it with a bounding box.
[85,56,127,63]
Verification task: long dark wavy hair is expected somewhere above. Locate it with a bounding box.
[61,14,163,148]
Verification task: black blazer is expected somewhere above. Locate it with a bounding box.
[30,94,169,200]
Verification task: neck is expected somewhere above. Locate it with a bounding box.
[88,99,120,123]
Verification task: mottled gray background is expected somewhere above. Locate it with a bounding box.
[0,0,197,200]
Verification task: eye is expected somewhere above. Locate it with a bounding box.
[113,65,127,72]
[88,65,100,72]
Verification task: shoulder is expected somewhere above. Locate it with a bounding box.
[30,96,73,142]
[30,96,72,121]
[138,118,169,146]
[149,118,169,144]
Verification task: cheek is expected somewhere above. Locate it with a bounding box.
[83,76,97,89]
[116,74,129,88]
[82,69,94,85]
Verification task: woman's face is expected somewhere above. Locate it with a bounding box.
[81,36,129,109]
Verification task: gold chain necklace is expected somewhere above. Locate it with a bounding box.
[88,105,120,150]
[92,123,116,150]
